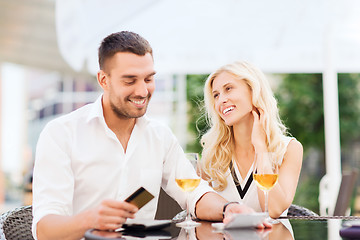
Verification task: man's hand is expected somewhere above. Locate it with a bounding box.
[37,200,139,240]
[223,203,272,229]
[87,199,139,231]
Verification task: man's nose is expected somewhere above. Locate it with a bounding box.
[134,81,149,97]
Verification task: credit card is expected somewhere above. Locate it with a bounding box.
[125,187,154,209]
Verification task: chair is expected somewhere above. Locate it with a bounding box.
[155,188,182,220]
[287,204,319,217]
[0,205,34,240]
[333,169,358,216]
[319,169,359,216]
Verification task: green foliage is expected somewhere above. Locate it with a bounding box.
[338,73,360,146]
[275,73,360,154]
[292,175,320,214]
[275,74,325,151]
[186,74,209,153]
[275,73,360,213]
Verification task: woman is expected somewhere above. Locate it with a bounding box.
[200,61,303,218]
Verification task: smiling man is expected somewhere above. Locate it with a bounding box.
[32,31,260,240]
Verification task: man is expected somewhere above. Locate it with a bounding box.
[32,31,259,240]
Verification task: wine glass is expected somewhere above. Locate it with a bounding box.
[253,152,279,222]
[175,153,202,228]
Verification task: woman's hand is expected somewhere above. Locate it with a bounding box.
[223,203,255,224]
[251,108,267,152]
[223,203,272,229]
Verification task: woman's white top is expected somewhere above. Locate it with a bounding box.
[213,136,295,216]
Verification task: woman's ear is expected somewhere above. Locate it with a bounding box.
[253,106,260,115]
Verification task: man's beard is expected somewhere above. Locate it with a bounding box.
[110,95,151,120]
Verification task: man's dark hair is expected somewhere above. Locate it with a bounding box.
[98,31,153,70]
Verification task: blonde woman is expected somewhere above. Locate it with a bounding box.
[200,61,303,218]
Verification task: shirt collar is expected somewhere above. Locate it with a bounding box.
[86,94,104,123]
[136,114,148,129]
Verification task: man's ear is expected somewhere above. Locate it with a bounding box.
[97,70,108,90]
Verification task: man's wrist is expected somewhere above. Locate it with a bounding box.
[222,201,243,219]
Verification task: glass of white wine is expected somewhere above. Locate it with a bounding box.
[253,152,279,222]
[175,153,202,228]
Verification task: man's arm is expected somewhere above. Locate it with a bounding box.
[36,200,138,240]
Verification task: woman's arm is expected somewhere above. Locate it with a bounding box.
[257,139,303,218]
[195,192,256,221]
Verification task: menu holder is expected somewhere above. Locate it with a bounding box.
[212,213,267,230]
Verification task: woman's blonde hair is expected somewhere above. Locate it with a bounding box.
[200,61,288,191]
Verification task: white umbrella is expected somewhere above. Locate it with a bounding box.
[55,0,360,215]
[56,0,360,74]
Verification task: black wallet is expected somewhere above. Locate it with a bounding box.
[122,219,172,231]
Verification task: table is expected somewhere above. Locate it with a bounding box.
[84,217,360,240]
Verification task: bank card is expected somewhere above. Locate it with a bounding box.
[125,187,154,209]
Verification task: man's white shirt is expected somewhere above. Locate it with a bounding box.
[32,95,213,239]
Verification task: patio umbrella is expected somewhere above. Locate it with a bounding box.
[55,0,360,215]
[56,0,360,74]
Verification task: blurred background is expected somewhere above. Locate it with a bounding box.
[0,0,360,219]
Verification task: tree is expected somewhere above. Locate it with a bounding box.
[275,73,360,212]
[338,73,360,147]
[275,74,325,151]
[186,74,209,154]
[275,73,360,159]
